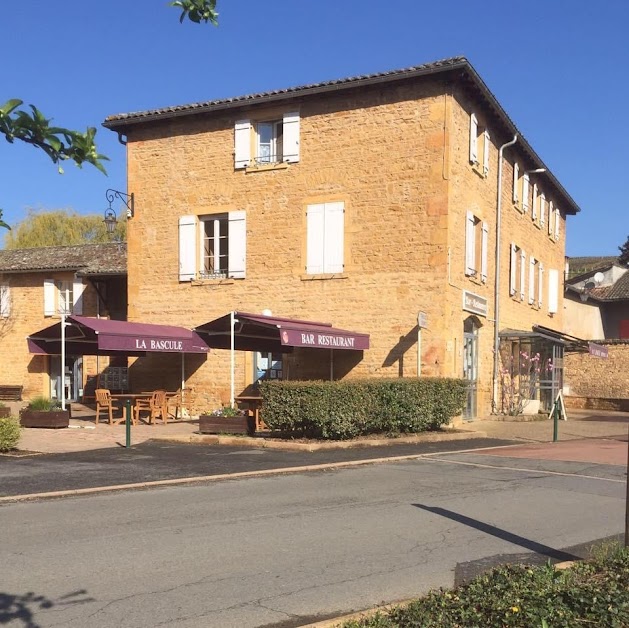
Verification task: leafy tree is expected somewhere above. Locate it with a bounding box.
[4,209,126,249]
[0,1,219,230]
[619,235,629,267]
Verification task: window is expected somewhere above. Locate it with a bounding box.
[540,193,546,227]
[469,114,490,176]
[509,243,526,300]
[178,212,247,281]
[554,205,561,240]
[513,162,520,205]
[529,257,542,306]
[234,112,300,169]
[548,201,554,236]
[465,211,488,283]
[532,183,538,222]
[0,284,10,318]
[44,277,84,316]
[254,352,283,383]
[522,173,530,212]
[306,202,344,275]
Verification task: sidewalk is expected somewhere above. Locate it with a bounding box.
[13,405,628,455]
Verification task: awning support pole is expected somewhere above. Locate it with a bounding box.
[330,349,334,381]
[61,310,66,411]
[230,311,235,408]
[181,354,185,404]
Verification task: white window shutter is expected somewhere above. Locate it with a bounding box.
[465,211,476,276]
[44,279,56,316]
[483,130,490,175]
[548,201,554,235]
[481,222,488,283]
[548,268,559,313]
[469,114,478,164]
[0,285,10,318]
[234,119,251,169]
[178,215,198,282]
[532,183,538,220]
[520,249,526,301]
[228,210,247,279]
[306,204,325,274]
[528,257,535,304]
[72,277,85,315]
[554,206,560,240]
[323,202,345,273]
[538,262,544,307]
[522,174,530,212]
[509,244,517,296]
[513,163,519,204]
[540,193,546,226]
[282,112,300,163]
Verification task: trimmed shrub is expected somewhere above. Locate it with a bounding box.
[0,417,20,452]
[342,545,629,627]
[259,378,466,440]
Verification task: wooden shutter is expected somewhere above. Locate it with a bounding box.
[481,222,488,283]
[528,257,535,304]
[510,244,517,296]
[178,215,198,282]
[0,285,10,318]
[282,112,300,163]
[483,130,490,175]
[538,263,544,307]
[532,183,538,220]
[520,249,526,301]
[465,211,476,276]
[306,204,325,274]
[513,163,519,204]
[72,277,85,315]
[540,193,546,226]
[469,114,478,163]
[323,202,344,273]
[548,268,559,313]
[548,201,554,235]
[234,119,251,169]
[228,210,247,279]
[522,174,530,212]
[44,279,56,316]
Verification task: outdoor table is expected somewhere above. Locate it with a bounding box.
[235,395,265,431]
[110,393,151,424]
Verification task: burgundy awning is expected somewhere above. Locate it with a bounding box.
[28,315,210,356]
[194,312,369,352]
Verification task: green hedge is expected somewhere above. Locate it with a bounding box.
[0,417,20,452]
[259,378,466,440]
[342,544,629,627]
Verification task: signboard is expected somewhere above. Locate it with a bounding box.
[280,329,370,350]
[462,291,488,317]
[588,342,608,358]
[98,333,210,353]
[417,311,428,329]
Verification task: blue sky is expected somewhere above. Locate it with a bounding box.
[1,0,627,256]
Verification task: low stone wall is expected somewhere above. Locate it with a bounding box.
[564,341,629,410]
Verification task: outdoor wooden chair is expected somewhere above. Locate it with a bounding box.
[95,389,122,425]
[134,390,168,425]
[167,387,195,420]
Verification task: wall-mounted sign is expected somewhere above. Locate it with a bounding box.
[417,311,428,329]
[588,342,608,358]
[463,291,488,317]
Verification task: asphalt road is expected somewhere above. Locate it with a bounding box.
[0,449,625,627]
[0,438,512,497]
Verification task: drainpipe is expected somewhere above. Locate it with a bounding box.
[492,135,518,413]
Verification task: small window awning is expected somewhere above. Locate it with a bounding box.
[500,325,590,351]
[194,311,370,353]
[27,315,210,356]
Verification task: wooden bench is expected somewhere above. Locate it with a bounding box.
[0,385,23,402]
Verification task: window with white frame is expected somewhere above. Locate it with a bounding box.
[532,183,538,222]
[528,257,543,306]
[465,211,488,282]
[539,192,546,227]
[469,114,490,176]
[522,173,530,212]
[0,284,10,318]
[548,201,555,237]
[509,243,527,301]
[44,277,85,316]
[178,212,247,281]
[554,205,561,241]
[234,112,300,169]
[306,202,345,275]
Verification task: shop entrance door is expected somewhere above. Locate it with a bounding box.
[463,317,479,419]
[50,356,83,402]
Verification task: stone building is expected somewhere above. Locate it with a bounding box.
[101,56,581,417]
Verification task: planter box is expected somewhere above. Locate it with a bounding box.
[199,414,254,435]
[0,407,10,418]
[20,409,70,429]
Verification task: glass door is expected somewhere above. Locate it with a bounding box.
[463,318,479,419]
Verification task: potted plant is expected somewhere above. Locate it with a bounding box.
[198,405,254,435]
[0,401,10,419]
[20,396,70,429]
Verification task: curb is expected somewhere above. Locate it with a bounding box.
[298,598,414,628]
[150,429,487,451]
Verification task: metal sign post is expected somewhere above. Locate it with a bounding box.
[125,399,132,448]
[417,312,427,378]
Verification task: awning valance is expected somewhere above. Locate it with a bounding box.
[28,315,210,356]
[194,312,369,353]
